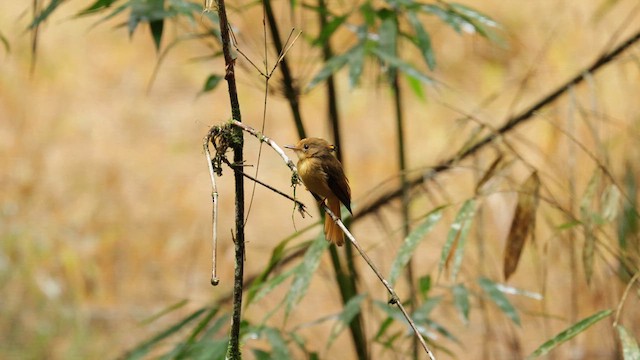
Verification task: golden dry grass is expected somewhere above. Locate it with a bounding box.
[1,0,640,359]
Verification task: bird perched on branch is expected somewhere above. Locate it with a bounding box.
[286,138,352,246]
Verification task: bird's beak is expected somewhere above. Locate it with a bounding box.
[284,144,297,150]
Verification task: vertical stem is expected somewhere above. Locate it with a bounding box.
[316,0,367,358]
[217,0,245,358]
[390,39,416,359]
[262,0,306,139]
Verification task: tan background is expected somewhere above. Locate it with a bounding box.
[1,0,639,358]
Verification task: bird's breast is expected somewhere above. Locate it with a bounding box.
[298,158,332,198]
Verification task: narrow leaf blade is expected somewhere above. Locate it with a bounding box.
[327,294,366,348]
[439,199,477,281]
[285,234,329,317]
[452,283,470,324]
[478,277,520,326]
[389,206,445,285]
[527,309,613,358]
[504,171,540,280]
[617,325,640,360]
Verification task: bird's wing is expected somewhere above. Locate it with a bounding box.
[324,157,352,214]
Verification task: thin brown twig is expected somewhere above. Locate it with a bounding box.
[355,27,640,221]
[221,157,310,218]
[230,120,437,360]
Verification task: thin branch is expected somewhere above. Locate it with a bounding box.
[355,28,640,220]
[231,121,437,360]
[322,204,436,360]
[221,156,310,217]
[215,0,245,358]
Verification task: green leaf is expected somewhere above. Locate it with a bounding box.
[371,48,434,85]
[150,17,164,51]
[200,74,224,94]
[450,3,499,28]
[378,10,398,60]
[306,49,352,91]
[140,299,189,325]
[122,307,208,360]
[405,74,425,100]
[347,25,367,88]
[348,44,365,88]
[452,283,469,324]
[478,277,520,326]
[439,199,477,282]
[0,31,9,54]
[601,183,621,222]
[169,307,220,359]
[580,169,601,284]
[249,267,297,305]
[389,206,445,285]
[527,309,613,358]
[418,275,431,299]
[617,325,640,360]
[406,11,436,70]
[327,294,366,348]
[29,0,66,29]
[285,233,329,317]
[77,0,119,16]
[313,14,348,46]
[263,327,291,359]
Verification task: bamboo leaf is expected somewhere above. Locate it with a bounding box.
[504,171,540,280]
[263,327,291,359]
[439,199,477,282]
[405,74,425,100]
[28,0,66,30]
[77,0,119,16]
[617,325,640,360]
[306,49,352,91]
[478,277,520,326]
[527,309,613,358]
[348,43,365,88]
[580,169,601,284]
[0,31,9,54]
[389,206,445,285]
[249,267,296,305]
[285,233,329,318]
[452,283,469,325]
[406,10,436,70]
[327,294,366,348]
[418,275,431,299]
[372,48,434,85]
[475,154,504,195]
[200,74,223,94]
[313,14,348,46]
[378,10,397,59]
[601,183,621,222]
[122,307,207,360]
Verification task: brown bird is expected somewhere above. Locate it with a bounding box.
[285,138,352,246]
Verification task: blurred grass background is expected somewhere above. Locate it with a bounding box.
[1,0,639,358]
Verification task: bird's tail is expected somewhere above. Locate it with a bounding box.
[324,197,345,246]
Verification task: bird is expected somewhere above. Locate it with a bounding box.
[285,138,352,246]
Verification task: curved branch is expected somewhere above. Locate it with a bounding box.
[354,28,640,221]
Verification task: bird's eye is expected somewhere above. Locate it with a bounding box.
[303,144,309,150]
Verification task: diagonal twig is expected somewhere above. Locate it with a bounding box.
[355,28,640,221]
[231,120,437,360]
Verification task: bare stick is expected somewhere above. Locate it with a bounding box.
[220,157,310,217]
[323,205,436,360]
[230,121,437,360]
[203,135,220,286]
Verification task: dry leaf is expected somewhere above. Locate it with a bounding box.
[504,171,540,280]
